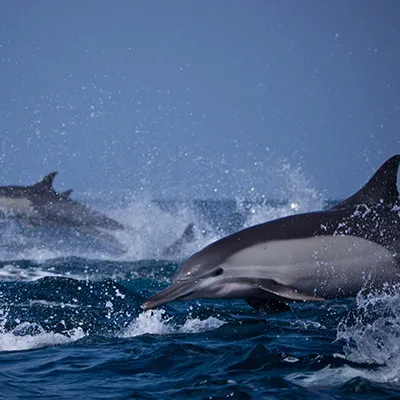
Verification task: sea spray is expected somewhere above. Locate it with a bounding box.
[288,287,400,388]
[0,317,85,352]
[335,286,400,383]
[120,309,225,338]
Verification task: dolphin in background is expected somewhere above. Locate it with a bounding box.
[0,172,58,221]
[143,155,400,313]
[0,172,199,255]
[0,172,124,232]
[162,223,196,257]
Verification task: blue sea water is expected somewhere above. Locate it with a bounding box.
[1,182,400,399]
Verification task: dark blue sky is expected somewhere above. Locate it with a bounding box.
[1,1,399,199]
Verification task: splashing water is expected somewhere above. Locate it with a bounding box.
[109,196,212,260]
[0,317,85,352]
[237,160,326,228]
[336,288,400,382]
[120,309,225,338]
[288,288,400,389]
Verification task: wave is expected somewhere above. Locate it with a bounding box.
[287,288,400,388]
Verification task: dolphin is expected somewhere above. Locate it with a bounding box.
[0,172,124,231]
[162,223,197,257]
[0,172,60,221]
[143,155,400,313]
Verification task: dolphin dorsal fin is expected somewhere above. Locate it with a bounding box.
[181,223,196,243]
[60,189,73,199]
[32,171,58,192]
[333,155,400,209]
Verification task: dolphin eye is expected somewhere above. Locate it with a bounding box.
[213,267,224,277]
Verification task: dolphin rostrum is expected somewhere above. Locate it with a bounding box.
[143,155,400,313]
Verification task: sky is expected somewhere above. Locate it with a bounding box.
[0,1,399,200]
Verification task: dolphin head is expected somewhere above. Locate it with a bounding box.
[142,241,267,310]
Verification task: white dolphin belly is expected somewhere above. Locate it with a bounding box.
[223,235,399,298]
[0,197,37,218]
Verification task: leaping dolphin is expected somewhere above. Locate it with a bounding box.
[0,172,59,221]
[0,172,124,231]
[143,155,400,313]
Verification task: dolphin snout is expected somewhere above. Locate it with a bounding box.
[142,280,195,310]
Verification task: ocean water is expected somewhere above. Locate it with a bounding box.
[1,179,400,399]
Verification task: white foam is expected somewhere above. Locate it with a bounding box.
[179,315,225,333]
[290,320,326,330]
[0,264,82,282]
[28,300,80,309]
[288,361,400,388]
[287,364,366,388]
[120,309,225,338]
[288,289,400,388]
[120,310,174,336]
[0,321,85,352]
[337,288,400,370]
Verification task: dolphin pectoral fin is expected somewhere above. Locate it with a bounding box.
[245,299,290,313]
[256,280,326,302]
